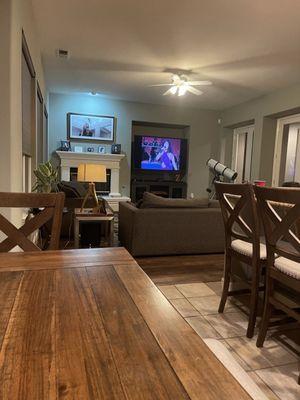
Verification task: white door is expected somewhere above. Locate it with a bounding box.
[232,125,254,183]
[272,114,300,186]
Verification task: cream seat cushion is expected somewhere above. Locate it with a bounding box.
[231,239,267,259]
[274,257,300,280]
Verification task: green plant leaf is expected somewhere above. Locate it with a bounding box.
[33,161,59,193]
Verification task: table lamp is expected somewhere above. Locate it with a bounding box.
[77,164,107,213]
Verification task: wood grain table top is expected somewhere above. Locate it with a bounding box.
[0,247,251,400]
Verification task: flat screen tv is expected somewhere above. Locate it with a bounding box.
[133,135,187,173]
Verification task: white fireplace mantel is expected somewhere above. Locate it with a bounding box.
[56,151,130,211]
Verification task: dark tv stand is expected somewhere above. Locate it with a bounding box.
[131,180,187,202]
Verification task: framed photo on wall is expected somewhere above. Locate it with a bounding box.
[67,112,115,142]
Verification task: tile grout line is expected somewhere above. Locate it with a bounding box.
[252,360,300,372]
[221,337,299,372]
[156,281,299,400]
[248,370,281,400]
[167,289,251,341]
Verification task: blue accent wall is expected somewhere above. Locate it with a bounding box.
[49,93,220,197]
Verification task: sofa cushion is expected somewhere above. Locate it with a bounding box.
[140,192,209,208]
[58,181,88,198]
[135,199,144,208]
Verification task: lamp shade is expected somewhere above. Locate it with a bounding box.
[77,164,107,183]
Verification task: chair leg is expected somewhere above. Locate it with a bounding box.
[262,266,267,305]
[247,262,260,338]
[218,252,231,313]
[256,276,274,348]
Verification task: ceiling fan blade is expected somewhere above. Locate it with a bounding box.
[186,86,203,95]
[163,88,176,96]
[149,83,173,87]
[188,80,212,86]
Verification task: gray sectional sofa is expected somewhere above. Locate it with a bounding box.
[119,192,225,256]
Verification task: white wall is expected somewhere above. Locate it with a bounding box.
[220,83,300,184]
[49,93,220,197]
[0,0,45,225]
[0,0,12,194]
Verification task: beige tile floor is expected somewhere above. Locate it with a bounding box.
[157,281,300,400]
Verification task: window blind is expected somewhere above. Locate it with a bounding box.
[22,52,34,156]
[36,84,43,164]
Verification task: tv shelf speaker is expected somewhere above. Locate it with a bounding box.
[131,180,187,202]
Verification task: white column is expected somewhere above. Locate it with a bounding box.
[109,167,121,197]
[61,166,70,181]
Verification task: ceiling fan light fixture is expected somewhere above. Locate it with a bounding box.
[172,74,180,84]
[170,86,178,95]
[178,84,188,96]
[150,73,212,97]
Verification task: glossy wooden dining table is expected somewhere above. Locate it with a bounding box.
[0,247,251,400]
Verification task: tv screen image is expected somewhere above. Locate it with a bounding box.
[140,136,181,171]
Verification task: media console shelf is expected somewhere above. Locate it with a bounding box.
[131,180,187,202]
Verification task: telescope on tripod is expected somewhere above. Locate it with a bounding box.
[206,158,238,199]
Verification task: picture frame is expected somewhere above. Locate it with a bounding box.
[111,143,121,154]
[67,112,115,142]
[60,140,70,151]
[98,146,106,154]
[74,145,83,153]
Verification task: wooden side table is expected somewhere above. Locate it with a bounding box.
[74,209,114,248]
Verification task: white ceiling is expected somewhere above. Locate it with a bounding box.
[32,0,300,110]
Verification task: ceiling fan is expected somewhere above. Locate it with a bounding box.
[149,74,212,96]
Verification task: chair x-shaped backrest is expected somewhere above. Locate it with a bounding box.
[254,186,300,263]
[0,192,65,252]
[215,182,260,249]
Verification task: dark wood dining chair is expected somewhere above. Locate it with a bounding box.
[254,186,300,383]
[0,192,65,252]
[215,182,267,338]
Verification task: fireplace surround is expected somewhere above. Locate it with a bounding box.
[56,151,130,211]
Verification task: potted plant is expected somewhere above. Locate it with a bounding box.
[32,161,59,193]
[31,161,60,248]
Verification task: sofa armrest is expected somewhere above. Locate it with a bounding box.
[119,202,138,252]
[209,199,220,208]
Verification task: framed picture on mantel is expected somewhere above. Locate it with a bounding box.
[67,112,115,142]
